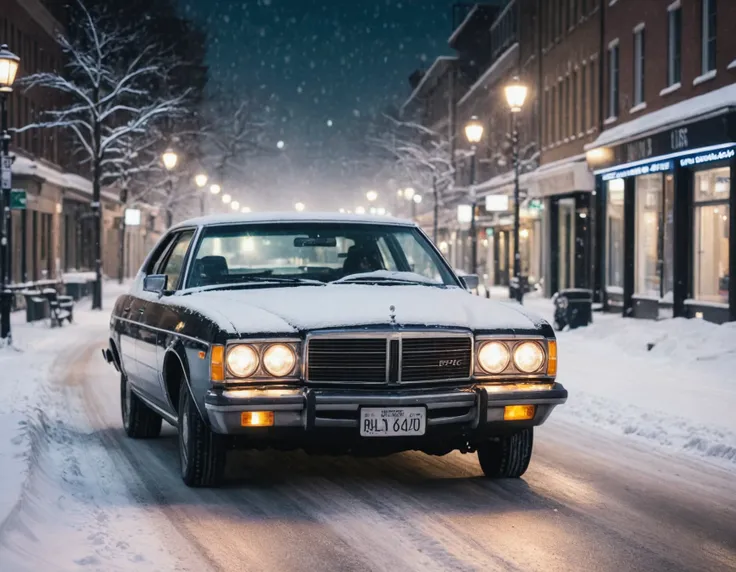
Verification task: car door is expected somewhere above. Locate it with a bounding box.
[114,293,143,383]
[136,229,196,404]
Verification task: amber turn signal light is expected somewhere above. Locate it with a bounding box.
[546,340,557,377]
[210,345,225,382]
[241,411,274,427]
[504,405,536,421]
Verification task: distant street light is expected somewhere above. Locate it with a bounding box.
[366,190,378,202]
[222,193,232,204]
[355,206,366,215]
[277,140,285,150]
[294,202,305,211]
[241,206,252,213]
[194,173,208,188]
[403,187,415,200]
[464,116,484,276]
[210,183,221,194]
[162,148,178,171]
[0,44,20,343]
[377,207,386,215]
[231,200,240,211]
[338,208,346,213]
[413,194,423,204]
[504,76,528,304]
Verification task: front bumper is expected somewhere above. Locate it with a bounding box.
[204,382,568,437]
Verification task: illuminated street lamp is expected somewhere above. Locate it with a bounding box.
[231,200,240,211]
[209,183,221,195]
[504,76,528,304]
[411,193,422,220]
[403,187,415,200]
[0,44,20,342]
[464,116,484,275]
[162,148,178,171]
[366,190,378,202]
[241,206,252,213]
[355,206,366,215]
[194,173,208,188]
[294,202,305,212]
[222,193,232,204]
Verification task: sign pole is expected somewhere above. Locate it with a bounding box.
[0,92,12,342]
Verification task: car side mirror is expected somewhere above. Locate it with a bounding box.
[143,274,168,295]
[459,274,480,291]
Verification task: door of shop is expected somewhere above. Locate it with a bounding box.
[493,230,510,286]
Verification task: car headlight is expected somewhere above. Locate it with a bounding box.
[478,341,510,374]
[226,344,259,377]
[513,341,545,373]
[262,343,296,377]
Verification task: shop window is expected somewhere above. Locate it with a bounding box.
[634,174,662,297]
[693,167,729,304]
[668,3,682,86]
[662,174,675,300]
[606,178,625,289]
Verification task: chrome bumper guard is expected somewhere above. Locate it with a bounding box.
[205,383,567,434]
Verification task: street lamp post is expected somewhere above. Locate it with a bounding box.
[194,173,207,216]
[162,149,178,227]
[464,116,484,275]
[0,44,20,343]
[504,76,528,304]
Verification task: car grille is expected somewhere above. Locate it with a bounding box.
[306,334,472,384]
[400,337,472,382]
[307,338,387,383]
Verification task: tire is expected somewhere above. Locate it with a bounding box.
[178,382,226,487]
[477,428,534,479]
[121,374,162,439]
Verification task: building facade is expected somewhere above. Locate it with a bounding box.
[3,0,157,285]
[588,0,736,323]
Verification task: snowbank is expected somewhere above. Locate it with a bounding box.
[490,288,736,469]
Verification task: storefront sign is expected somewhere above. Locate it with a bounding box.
[679,147,735,167]
[125,208,142,226]
[457,204,473,224]
[596,113,734,170]
[601,160,673,181]
[485,195,509,212]
[10,189,26,209]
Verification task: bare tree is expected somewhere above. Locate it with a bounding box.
[15,0,190,309]
[370,116,455,241]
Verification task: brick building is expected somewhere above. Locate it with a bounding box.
[2,0,161,286]
[587,0,736,323]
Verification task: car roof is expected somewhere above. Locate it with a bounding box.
[172,212,418,230]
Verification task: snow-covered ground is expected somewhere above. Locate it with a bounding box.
[490,286,736,468]
[0,283,734,570]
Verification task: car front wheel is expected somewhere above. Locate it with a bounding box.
[477,428,533,478]
[121,374,162,439]
[178,382,226,487]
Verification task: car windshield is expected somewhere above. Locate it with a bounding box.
[185,222,457,289]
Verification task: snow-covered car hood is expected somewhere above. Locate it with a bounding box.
[173,285,548,336]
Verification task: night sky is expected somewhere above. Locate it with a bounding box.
[182,0,461,211]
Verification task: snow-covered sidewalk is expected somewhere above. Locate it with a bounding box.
[490,287,736,468]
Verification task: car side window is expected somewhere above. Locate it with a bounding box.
[144,234,177,276]
[159,230,196,290]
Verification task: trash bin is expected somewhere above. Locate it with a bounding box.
[21,290,48,323]
[553,288,593,330]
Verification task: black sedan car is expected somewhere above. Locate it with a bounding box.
[104,213,567,487]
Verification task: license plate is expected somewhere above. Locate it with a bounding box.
[359,407,426,437]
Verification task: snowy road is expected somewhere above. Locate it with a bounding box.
[1,311,735,571]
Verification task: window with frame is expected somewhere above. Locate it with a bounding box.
[693,167,729,304]
[606,178,625,289]
[634,174,662,297]
[668,4,681,86]
[633,26,645,106]
[701,0,717,74]
[157,230,195,289]
[608,43,619,118]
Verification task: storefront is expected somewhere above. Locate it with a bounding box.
[588,112,735,324]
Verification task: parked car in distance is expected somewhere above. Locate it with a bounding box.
[103,213,567,487]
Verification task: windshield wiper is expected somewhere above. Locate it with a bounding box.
[185,277,326,294]
[332,275,444,287]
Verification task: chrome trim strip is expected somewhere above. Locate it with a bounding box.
[131,387,178,425]
[113,316,209,346]
[206,403,304,412]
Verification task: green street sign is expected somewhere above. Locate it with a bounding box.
[10,189,27,210]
